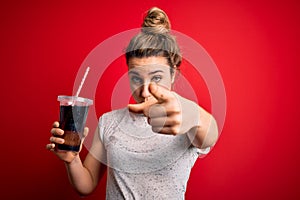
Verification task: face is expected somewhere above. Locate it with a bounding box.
[128,56,174,103]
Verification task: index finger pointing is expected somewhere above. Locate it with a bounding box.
[128,96,158,115]
[128,102,147,114]
[149,83,173,102]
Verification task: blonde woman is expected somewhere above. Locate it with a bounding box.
[47,7,218,199]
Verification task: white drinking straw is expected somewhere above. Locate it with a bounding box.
[75,67,90,97]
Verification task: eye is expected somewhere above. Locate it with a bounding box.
[131,76,143,85]
[151,75,162,83]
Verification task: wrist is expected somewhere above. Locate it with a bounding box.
[173,93,201,133]
[189,101,201,128]
[64,154,81,167]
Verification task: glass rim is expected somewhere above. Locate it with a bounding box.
[57,95,93,105]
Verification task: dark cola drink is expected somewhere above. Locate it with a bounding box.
[57,96,93,152]
[57,105,88,151]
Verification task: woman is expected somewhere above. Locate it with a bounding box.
[46,7,219,199]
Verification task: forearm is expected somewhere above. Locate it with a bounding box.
[64,155,96,196]
[187,107,219,149]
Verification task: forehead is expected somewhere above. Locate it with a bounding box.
[128,56,170,74]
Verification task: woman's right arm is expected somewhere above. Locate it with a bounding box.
[46,122,107,196]
[65,152,106,195]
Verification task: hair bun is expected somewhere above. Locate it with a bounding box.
[142,7,171,34]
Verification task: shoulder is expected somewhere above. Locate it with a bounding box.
[98,107,129,143]
[99,107,129,126]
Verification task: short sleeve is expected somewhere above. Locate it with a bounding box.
[197,147,211,155]
[98,115,105,143]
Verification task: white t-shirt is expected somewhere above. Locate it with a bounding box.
[98,108,210,200]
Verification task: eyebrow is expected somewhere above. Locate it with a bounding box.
[128,70,164,76]
[149,70,164,75]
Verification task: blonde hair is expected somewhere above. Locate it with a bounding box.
[125,7,182,73]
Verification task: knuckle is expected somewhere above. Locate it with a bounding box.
[167,104,180,114]
[52,128,64,136]
[172,105,181,113]
[50,136,63,144]
[47,143,55,150]
[172,115,181,124]
[50,128,56,135]
[171,126,180,135]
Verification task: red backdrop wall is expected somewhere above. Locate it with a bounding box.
[1,0,299,199]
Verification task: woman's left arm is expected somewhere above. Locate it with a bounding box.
[171,92,218,149]
[128,83,219,148]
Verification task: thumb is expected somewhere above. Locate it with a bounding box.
[79,127,89,152]
[82,127,89,142]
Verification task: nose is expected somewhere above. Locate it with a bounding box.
[141,83,151,99]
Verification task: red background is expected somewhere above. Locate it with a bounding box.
[1,0,299,199]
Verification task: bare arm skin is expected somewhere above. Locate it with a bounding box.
[47,123,107,196]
